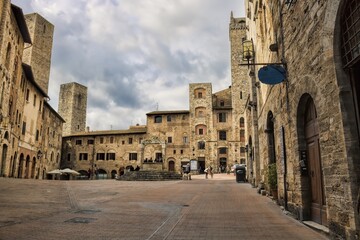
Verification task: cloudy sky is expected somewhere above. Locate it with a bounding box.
[13,0,245,131]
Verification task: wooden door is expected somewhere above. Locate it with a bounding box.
[305,99,327,226]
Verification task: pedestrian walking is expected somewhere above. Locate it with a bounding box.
[209,166,214,179]
[204,167,209,179]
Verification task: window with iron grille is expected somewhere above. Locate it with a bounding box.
[341,0,360,68]
[129,153,137,160]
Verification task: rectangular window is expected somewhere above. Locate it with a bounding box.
[173,150,176,154]
[181,150,183,154]
[39,100,42,111]
[198,141,205,149]
[154,115,162,123]
[129,153,138,161]
[75,140,82,145]
[99,137,104,144]
[110,137,114,144]
[106,152,116,161]
[67,154,71,161]
[22,122,26,135]
[33,94,36,107]
[139,138,143,144]
[79,153,88,161]
[167,115,172,122]
[183,136,188,144]
[26,89,29,101]
[35,130,39,141]
[128,138,133,144]
[156,152,162,161]
[219,147,227,154]
[96,153,105,160]
[219,131,227,140]
[122,140,125,145]
[218,113,226,122]
[198,92,203,98]
[199,129,204,135]
[167,137,172,143]
[88,139,94,145]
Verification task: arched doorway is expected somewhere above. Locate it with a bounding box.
[17,154,24,178]
[168,160,175,172]
[31,157,36,179]
[304,97,327,226]
[25,155,30,178]
[266,111,276,164]
[1,144,8,177]
[111,170,117,179]
[11,152,17,177]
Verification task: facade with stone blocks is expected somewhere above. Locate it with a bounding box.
[58,82,87,136]
[244,0,360,238]
[0,2,64,179]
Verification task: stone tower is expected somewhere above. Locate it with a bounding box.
[22,13,54,94]
[58,82,87,136]
[229,13,249,142]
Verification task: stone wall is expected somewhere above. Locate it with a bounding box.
[245,0,360,238]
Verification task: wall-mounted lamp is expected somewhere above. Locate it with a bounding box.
[242,40,254,66]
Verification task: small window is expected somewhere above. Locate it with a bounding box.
[22,122,26,135]
[173,150,176,154]
[33,94,37,107]
[181,150,184,154]
[79,153,88,161]
[220,100,225,106]
[26,89,30,101]
[122,140,125,145]
[167,115,171,122]
[198,92,203,98]
[154,116,162,123]
[67,153,71,161]
[218,113,226,122]
[139,138,143,143]
[199,128,204,135]
[128,138,133,144]
[129,153,138,161]
[219,147,227,154]
[240,91,243,99]
[75,140,82,145]
[107,152,116,161]
[35,130,39,141]
[99,137,104,144]
[240,158,246,164]
[96,153,105,160]
[240,117,245,128]
[183,136,188,144]
[88,139,94,145]
[219,131,227,140]
[110,137,114,144]
[198,141,205,150]
[167,137,172,143]
[240,147,246,154]
[155,153,162,161]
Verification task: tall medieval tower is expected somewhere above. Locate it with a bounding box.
[229,13,249,161]
[22,13,54,94]
[58,82,87,136]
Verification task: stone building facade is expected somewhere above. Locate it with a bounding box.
[0,2,64,179]
[244,0,360,238]
[60,14,251,178]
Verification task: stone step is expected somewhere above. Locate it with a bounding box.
[117,170,182,181]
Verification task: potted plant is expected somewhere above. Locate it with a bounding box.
[267,163,278,199]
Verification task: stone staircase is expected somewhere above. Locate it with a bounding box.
[117,170,182,181]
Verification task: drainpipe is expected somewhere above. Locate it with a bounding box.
[278,0,289,211]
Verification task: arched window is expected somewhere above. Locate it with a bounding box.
[195,124,207,135]
[195,107,206,117]
[240,117,245,128]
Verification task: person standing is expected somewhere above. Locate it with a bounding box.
[209,166,214,179]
